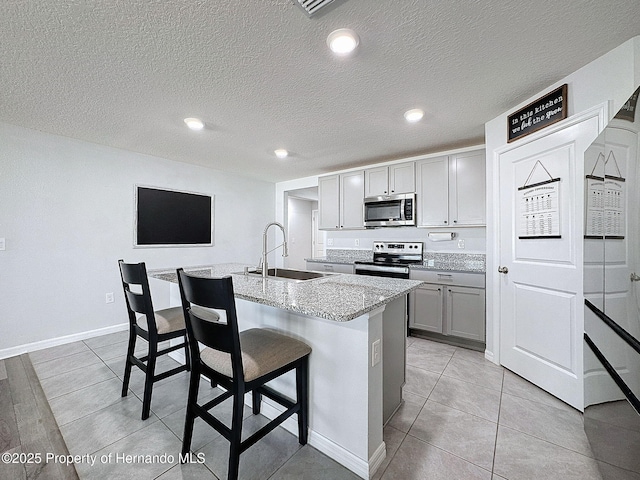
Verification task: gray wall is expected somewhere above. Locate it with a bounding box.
[0,122,275,355]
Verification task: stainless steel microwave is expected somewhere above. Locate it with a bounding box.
[363,193,416,227]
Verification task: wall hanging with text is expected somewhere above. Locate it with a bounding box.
[508,84,568,143]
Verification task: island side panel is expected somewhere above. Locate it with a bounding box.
[382,296,407,424]
[235,298,383,479]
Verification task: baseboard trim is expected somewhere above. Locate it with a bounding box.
[253,396,376,479]
[0,323,129,360]
[368,441,387,478]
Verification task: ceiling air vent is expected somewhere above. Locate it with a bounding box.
[296,0,338,17]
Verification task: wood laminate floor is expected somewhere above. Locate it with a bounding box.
[0,354,79,479]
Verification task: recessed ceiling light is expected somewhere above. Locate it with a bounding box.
[327,28,359,55]
[404,109,424,123]
[274,149,288,159]
[184,117,204,131]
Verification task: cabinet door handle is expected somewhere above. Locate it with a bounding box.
[498,266,509,274]
[444,220,448,224]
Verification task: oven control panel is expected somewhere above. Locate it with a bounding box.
[373,241,423,254]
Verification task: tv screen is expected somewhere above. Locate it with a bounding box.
[134,186,213,247]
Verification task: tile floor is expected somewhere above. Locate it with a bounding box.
[2,332,612,479]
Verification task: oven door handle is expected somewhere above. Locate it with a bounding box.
[355,264,409,275]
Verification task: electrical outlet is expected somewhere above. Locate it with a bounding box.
[457,239,465,249]
[354,239,360,247]
[427,259,435,267]
[105,292,114,304]
[327,238,334,246]
[371,339,381,367]
[0,238,4,251]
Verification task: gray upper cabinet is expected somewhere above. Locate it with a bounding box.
[416,156,449,226]
[416,150,486,227]
[318,171,365,230]
[340,170,365,229]
[364,162,415,197]
[318,174,340,230]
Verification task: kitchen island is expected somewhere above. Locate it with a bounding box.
[148,263,422,479]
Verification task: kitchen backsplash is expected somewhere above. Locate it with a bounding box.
[322,248,486,272]
[324,249,373,263]
[421,252,485,272]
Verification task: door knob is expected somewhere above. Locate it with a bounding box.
[498,266,509,274]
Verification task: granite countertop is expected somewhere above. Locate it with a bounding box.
[148,263,422,322]
[306,249,486,273]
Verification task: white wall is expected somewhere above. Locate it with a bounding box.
[484,36,640,363]
[0,122,275,356]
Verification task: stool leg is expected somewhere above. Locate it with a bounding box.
[121,330,137,397]
[252,388,262,414]
[296,356,309,445]
[181,368,200,458]
[141,340,157,420]
[228,390,244,480]
[183,332,191,372]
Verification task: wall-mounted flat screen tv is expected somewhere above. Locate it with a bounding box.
[134,185,214,247]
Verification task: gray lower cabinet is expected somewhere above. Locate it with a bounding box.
[305,261,354,274]
[409,270,486,343]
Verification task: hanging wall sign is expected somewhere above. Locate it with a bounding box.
[584,151,626,239]
[518,160,561,239]
[604,151,626,239]
[605,175,625,238]
[508,84,568,143]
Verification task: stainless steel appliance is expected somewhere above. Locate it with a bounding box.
[363,193,416,227]
[354,241,423,279]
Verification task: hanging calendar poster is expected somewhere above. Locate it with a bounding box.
[518,178,561,239]
[585,175,605,238]
[604,175,625,239]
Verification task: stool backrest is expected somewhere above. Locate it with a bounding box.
[177,269,243,380]
[118,259,158,334]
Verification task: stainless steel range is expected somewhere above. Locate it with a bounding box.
[354,241,423,279]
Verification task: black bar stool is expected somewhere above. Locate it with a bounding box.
[176,269,311,480]
[118,260,190,420]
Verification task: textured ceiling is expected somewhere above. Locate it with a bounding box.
[1,0,639,183]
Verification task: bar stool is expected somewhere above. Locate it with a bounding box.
[176,269,311,480]
[118,260,190,420]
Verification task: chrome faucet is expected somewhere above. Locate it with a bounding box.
[260,222,288,278]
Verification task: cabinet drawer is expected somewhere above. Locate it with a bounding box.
[410,269,485,288]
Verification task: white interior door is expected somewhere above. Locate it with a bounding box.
[498,112,601,410]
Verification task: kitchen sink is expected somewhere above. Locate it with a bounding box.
[235,268,335,282]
